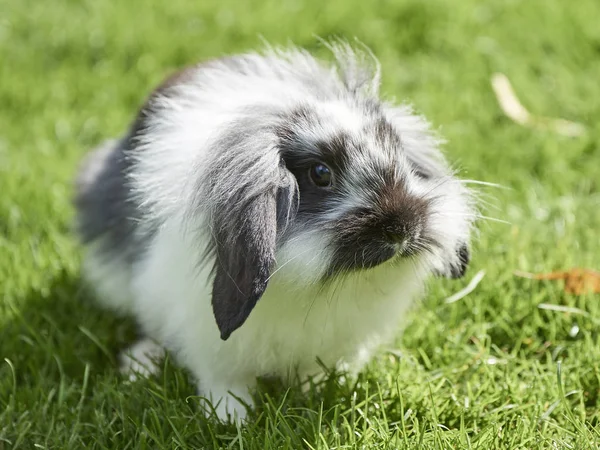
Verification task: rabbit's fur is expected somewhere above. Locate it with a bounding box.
[75,43,474,421]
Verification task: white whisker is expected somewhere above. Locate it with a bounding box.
[469,214,511,225]
[459,179,509,189]
[430,210,510,225]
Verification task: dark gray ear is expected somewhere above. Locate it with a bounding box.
[211,168,297,340]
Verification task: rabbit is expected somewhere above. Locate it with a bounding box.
[74,42,475,422]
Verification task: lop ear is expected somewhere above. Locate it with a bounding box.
[211,166,297,340]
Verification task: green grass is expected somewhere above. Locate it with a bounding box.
[1,0,600,447]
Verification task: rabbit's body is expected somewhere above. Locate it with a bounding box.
[76,44,474,421]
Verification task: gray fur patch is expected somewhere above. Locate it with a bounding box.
[74,137,142,262]
[74,66,202,262]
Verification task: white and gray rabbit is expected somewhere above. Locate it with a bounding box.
[75,42,475,422]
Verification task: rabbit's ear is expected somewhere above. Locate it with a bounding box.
[211,166,298,340]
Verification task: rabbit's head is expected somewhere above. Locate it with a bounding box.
[127,46,476,340]
[200,89,473,340]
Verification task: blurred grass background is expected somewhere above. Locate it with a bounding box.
[1,0,599,448]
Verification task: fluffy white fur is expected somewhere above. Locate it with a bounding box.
[79,43,474,422]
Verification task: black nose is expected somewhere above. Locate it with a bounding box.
[449,244,470,279]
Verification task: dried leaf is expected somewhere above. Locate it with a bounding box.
[514,268,600,295]
[491,73,586,137]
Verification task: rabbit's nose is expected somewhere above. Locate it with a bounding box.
[383,220,422,243]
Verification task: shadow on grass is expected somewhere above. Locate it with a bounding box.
[0,269,137,387]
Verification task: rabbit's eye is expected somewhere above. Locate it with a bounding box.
[309,163,333,187]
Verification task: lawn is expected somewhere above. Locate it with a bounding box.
[1,0,600,448]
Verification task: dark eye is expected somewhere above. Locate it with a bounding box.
[309,163,333,187]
